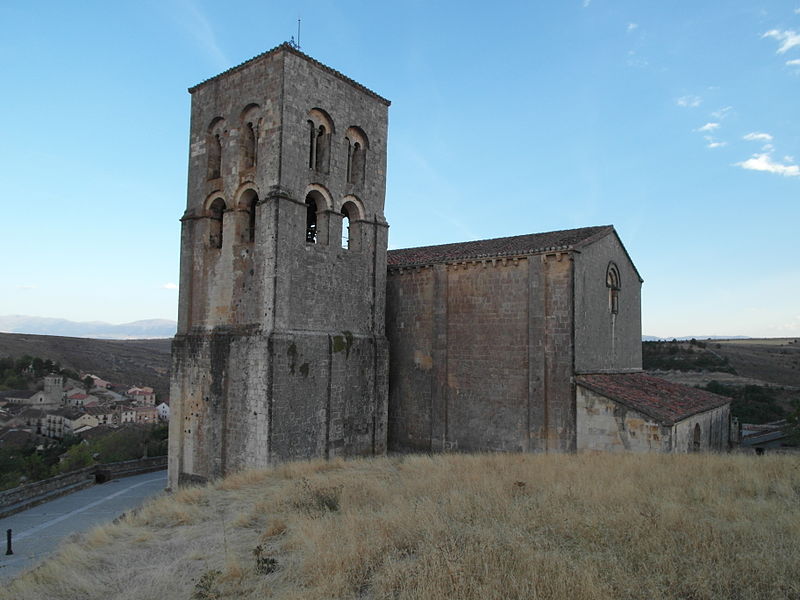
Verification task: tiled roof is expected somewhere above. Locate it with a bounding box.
[19,408,46,419]
[188,42,391,106]
[576,372,730,425]
[0,428,40,448]
[387,226,613,268]
[0,389,37,400]
[50,408,82,419]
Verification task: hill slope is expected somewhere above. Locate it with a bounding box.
[0,333,172,398]
[5,453,800,599]
[711,338,800,388]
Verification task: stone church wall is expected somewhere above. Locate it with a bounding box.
[573,231,642,373]
[446,260,529,451]
[576,386,671,452]
[387,252,577,453]
[386,266,435,451]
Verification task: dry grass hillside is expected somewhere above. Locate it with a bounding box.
[0,333,171,398]
[5,453,800,600]
[713,338,800,388]
[644,338,800,389]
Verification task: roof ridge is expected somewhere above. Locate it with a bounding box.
[387,225,613,268]
[188,42,391,105]
[389,225,612,253]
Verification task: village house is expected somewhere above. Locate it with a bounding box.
[83,374,112,389]
[156,401,170,421]
[65,391,91,407]
[116,403,136,424]
[133,405,158,424]
[84,405,115,427]
[44,408,75,438]
[9,408,47,435]
[127,386,156,406]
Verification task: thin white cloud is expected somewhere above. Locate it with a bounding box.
[162,283,179,290]
[627,23,638,33]
[762,143,774,152]
[711,106,733,119]
[16,285,36,290]
[763,29,800,54]
[697,122,719,132]
[787,59,800,65]
[676,95,702,108]
[170,0,229,69]
[743,132,773,142]
[703,136,726,148]
[626,53,648,68]
[582,0,591,7]
[735,153,800,177]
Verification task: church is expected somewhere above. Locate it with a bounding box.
[167,44,731,488]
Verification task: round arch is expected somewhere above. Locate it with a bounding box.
[606,262,621,289]
[235,185,260,210]
[240,103,260,121]
[235,187,260,244]
[308,107,335,133]
[206,197,227,249]
[207,116,225,134]
[345,126,369,149]
[203,193,228,214]
[339,195,366,221]
[304,183,333,212]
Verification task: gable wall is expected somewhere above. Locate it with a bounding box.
[574,233,642,373]
[672,405,730,452]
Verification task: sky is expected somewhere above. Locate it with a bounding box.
[0,0,798,338]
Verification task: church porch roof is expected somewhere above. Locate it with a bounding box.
[576,372,731,426]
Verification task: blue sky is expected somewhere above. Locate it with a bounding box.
[0,0,797,338]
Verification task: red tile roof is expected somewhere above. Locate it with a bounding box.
[387,225,613,268]
[576,372,730,425]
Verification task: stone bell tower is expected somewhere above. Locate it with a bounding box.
[168,44,390,488]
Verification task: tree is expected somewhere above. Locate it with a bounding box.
[57,443,93,472]
[23,453,51,480]
[784,399,800,446]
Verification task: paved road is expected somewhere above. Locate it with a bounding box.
[0,470,168,581]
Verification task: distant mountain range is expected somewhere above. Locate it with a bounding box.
[1,315,754,342]
[642,335,750,342]
[0,315,177,339]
